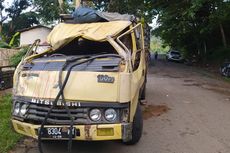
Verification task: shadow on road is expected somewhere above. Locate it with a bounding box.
[30,140,133,153]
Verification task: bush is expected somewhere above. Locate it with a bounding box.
[0,94,22,153]
[9,47,28,66]
[0,41,11,49]
[207,47,230,64]
[150,36,170,54]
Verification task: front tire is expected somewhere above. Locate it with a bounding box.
[124,103,143,145]
[140,78,147,100]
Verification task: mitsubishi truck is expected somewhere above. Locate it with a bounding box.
[11,7,150,150]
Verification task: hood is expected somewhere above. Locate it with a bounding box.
[14,56,131,103]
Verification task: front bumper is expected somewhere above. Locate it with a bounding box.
[12,120,132,141]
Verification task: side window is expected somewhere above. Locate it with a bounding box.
[133,25,143,71]
[134,27,143,51]
[121,34,132,52]
[117,23,144,71]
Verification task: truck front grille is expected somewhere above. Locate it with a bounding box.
[12,97,130,125]
[25,104,90,125]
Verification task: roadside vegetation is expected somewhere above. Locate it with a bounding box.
[0,94,22,153]
[9,47,28,66]
[152,0,230,65]
[151,36,170,54]
[223,77,230,83]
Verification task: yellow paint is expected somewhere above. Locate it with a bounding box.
[12,120,122,141]
[97,128,114,136]
[12,21,147,139]
[15,71,131,103]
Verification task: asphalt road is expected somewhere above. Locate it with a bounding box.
[13,59,230,153]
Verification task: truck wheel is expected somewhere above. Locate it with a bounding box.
[124,103,143,145]
[141,74,147,101]
[140,82,146,100]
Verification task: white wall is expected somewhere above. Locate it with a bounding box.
[20,27,51,46]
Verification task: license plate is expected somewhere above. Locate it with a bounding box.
[39,127,77,139]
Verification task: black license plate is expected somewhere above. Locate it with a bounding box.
[39,127,77,139]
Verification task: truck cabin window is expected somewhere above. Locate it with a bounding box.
[53,38,117,56]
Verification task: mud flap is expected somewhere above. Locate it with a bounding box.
[122,123,132,142]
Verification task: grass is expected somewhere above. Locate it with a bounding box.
[0,94,22,153]
[223,77,230,83]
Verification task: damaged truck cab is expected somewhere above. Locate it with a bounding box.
[12,12,149,145]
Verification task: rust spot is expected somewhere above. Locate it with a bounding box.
[84,125,92,140]
[143,104,170,120]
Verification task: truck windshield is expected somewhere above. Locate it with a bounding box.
[53,38,117,56]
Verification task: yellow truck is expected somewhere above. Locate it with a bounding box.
[11,8,149,149]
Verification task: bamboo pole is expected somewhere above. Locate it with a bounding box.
[75,0,81,8]
[58,0,63,9]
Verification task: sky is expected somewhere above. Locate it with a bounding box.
[3,0,13,7]
[150,15,159,29]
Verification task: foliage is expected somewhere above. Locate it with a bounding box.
[2,0,39,42]
[6,0,32,19]
[9,32,20,47]
[10,46,28,66]
[1,0,156,45]
[150,36,169,54]
[0,0,8,25]
[207,47,230,64]
[0,32,21,48]
[0,94,22,153]
[0,41,10,48]
[33,0,74,24]
[3,12,39,41]
[152,0,230,64]
[32,0,156,24]
[90,0,156,24]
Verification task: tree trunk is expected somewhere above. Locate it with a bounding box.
[203,41,207,65]
[204,41,207,55]
[219,23,227,48]
[0,23,2,41]
[0,23,2,34]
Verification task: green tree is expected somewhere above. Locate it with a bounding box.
[1,0,39,43]
[3,12,39,40]
[33,0,73,23]
[153,0,230,63]
[92,0,156,24]
[0,0,7,35]
[36,0,156,24]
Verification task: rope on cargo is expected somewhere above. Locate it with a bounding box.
[38,54,121,153]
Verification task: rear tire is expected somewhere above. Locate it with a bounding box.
[124,103,143,145]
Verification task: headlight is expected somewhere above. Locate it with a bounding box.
[14,103,20,115]
[20,104,28,116]
[89,109,101,121]
[105,109,117,122]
